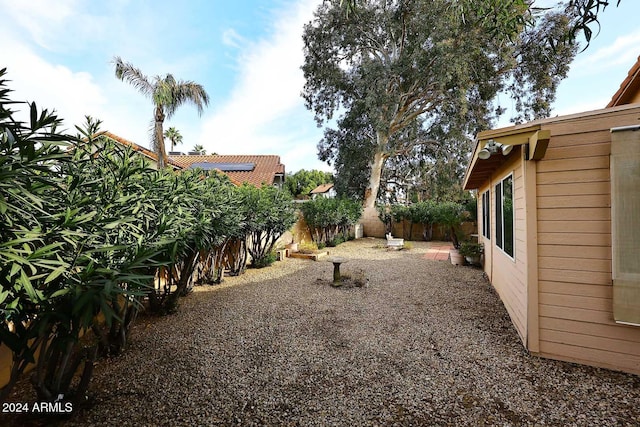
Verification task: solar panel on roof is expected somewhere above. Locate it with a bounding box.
[188,162,255,171]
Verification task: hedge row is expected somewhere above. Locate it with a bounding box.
[0,70,295,406]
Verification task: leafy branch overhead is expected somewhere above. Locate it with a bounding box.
[303,0,577,207]
[332,0,622,49]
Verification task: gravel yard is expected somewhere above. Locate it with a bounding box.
[4,238,640,426]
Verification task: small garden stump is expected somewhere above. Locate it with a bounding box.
[327,256,348,285]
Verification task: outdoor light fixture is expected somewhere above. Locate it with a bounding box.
[478,139,513,160]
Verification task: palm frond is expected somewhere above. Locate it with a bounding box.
[166,81,210,118]
[112,56,155,98]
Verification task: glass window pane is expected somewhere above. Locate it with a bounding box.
[482,190,491,239]
[503,175,514,257]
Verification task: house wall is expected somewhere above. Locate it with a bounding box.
[481,150,530,344]
[534,107,640,375]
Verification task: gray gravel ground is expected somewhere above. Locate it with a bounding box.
[3,238,640,426]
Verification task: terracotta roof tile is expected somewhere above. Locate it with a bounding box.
[608,55,640,107]
[310,183,334,194]
[96,131,182,169]
[169,154,285,187]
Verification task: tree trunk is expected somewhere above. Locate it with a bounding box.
[154,106,168,169]
[363,132,389,208]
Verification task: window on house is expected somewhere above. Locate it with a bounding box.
[611,127,640,326]
[482,190,490,239]
[495,174,514,258]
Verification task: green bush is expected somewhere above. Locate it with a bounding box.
[410,200,437,241]
[433,201,465,248]
[241,184,296,268]
[0,68,275,404]
[252,250,277,268]
[458,241,483,257]
[300,197,362,246]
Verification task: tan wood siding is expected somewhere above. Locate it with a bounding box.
[538,244,611,259]
[537,168,610,185]
[535,108,640,376]
[539,292,611,311]
[539,331,640,361]
[538,256,611,272]
[539,269,612,286]
[540,317,639,342]
[487,153,529,345]
[537,220,610,234]
[539,281,612,298]
[537,181,610,197]
[537,207,610,221]
[544,142,610,159]
[537,341,640,374]
[537,194,610,209]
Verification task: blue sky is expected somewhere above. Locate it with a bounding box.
[1,0,639,174]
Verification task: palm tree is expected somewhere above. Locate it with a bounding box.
[164,127,183,152]
[192,144,206,155]
[113,57,209,168]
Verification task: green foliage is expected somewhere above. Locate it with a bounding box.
[285,169,334,199]
[251,251,277,269]
[433,201,466,248]
[463,196,478,223]
[303,1,576,207]
[410,200,438,241]
[381,200,466,243]
[0,68,276,404]
[164,127,182,151]
[300,198,362,246]
[458,241,483,258]
[239,184,296,268]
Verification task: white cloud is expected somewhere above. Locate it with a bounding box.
[197,0,327,172]
[0,0,76,48]
[222,28,247,49]
[0,34,107,131]
[571,29,640,75]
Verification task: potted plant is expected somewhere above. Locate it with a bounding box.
[434,201,465,265]
[458,241,483,266]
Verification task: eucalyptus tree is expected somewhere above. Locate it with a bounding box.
[113,57,209,168]
[334,0,622,48]
[303,1,576,208]
[164,126,183,151]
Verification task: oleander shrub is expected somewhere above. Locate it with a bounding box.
[240,184,296,269]
[300,198,362,247]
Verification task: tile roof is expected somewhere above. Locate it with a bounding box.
[310,183,334,194]
[169,154,285,187]
[96,131,182,169]
[608,55,640,107]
